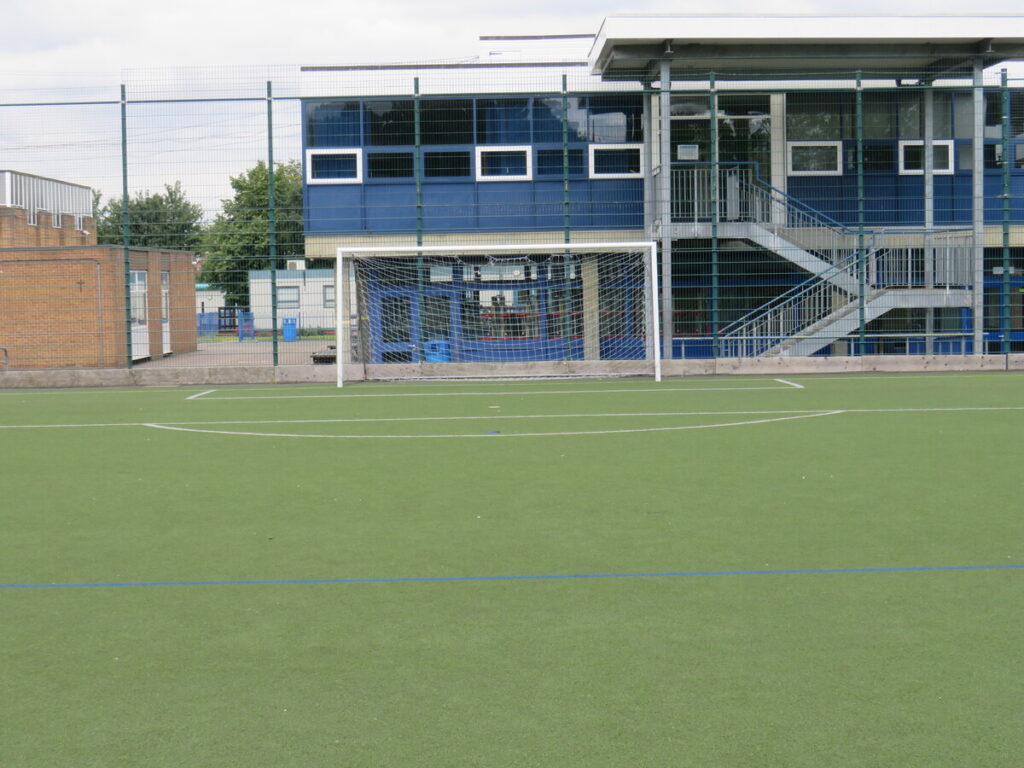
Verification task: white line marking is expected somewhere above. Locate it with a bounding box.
[142,410,846,439]
[186,390,216,400]
[196,384,797,401]
[775,378,805,389]
[5,405,1024,430]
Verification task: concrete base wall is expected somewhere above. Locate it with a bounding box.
[2,354,1023,389]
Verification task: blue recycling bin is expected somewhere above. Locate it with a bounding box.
[423,340,450,362]
[282,317,298,342]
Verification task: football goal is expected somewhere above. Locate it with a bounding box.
[335,242,660,385]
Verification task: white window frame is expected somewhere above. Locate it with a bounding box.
[898,140,954,175]
[475,146,532,182]
[787,141,843,176]
[323,284,336,309]
[306,148,363,185]
[588,143,645,179]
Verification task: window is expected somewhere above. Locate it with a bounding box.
[130,270,148,326]
[323,285,335,309]
[277,286,300,309]
[305,101,360,147]
[306,149,362,184]
[588,144,643,178]
[586,95,643,143]
[898,140,953,174]
[421,99,473,145]
[365,100,414,146]
[367,152,414,179]
[536,148,585,176]
[476,99,530,144]
[532,97,588,143]
[788,141,843,175]
[475,146,532,181]
[160,271,170,323]
[424,151,471,178]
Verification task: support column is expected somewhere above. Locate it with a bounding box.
[659,60,673,361]
[972,58,986,355]
[923,84,935,354]
[120,84,133,367]
[856,72,866,354]
[582,257,600,360]
[710,73,720,358]
[1001,69,1012,354]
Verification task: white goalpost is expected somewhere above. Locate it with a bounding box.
[335,242,660,386]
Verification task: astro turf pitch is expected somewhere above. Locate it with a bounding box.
[1,372,1022,767]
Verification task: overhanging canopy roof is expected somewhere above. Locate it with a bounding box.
[590,15,1024,81]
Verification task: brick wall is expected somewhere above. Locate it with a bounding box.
[0,241,197,370]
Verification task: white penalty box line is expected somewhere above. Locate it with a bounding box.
[184,378,804,401]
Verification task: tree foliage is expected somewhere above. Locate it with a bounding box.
[95,181,205,251]
[200,160,304,306]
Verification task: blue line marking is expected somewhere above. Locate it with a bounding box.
[1,564,1021,590]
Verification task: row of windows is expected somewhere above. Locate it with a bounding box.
[788,140,1024,175]
[306,145,644,184]
[787,91,1024,142]
[306,96,644,148]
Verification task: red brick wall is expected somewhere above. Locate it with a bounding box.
[0,244,196,370]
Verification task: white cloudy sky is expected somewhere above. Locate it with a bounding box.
[2,0,1022,83]
[1,0,1021,213]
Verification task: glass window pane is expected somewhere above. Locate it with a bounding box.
[477,99,530,144]
[367,152,413,178]
[532,97,588,143]
[587,95,643,142]
[863,93,895,139]
[424,151,470,177]
[381,296,411,342]
[536,148,585,176]
[366,100,414,146]
[422,295,450,340]
[421,99,473,145]
[306,101,361,147]
[791,144,838,172]
[592,147,640,175]
[323,285,335,308]
[786,92,847,140]
[480,150,527,177]
[277,286,300,309]
[311,153,357,179]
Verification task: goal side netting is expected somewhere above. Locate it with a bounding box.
[335,242,660,385]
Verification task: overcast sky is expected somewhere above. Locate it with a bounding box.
[2,0,1023,86]
[1,1,1021,213]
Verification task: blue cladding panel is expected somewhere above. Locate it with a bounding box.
[364,186,417,232]
[305,186,364,234]
[477,183,536,231]
[422,185,476,232]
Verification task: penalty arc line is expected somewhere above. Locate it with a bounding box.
[2,564,1021,590]
[141,410,846,438]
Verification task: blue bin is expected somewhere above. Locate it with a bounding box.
[423,340,450,362]
[282,317,298,342]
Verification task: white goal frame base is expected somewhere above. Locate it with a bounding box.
[335,241,660,386]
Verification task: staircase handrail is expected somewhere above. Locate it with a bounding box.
[718,251,863,340]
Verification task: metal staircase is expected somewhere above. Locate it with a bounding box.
[670,166,974,357]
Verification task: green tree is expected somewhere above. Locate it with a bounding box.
[200,160,304,307]
[95,181,205,251]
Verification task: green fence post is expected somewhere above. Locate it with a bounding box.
[120,84,133,368]
[268,81,279,366]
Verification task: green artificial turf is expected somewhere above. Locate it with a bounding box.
[1,372,1022,766]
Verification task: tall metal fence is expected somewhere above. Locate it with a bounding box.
[1,63,1022,375]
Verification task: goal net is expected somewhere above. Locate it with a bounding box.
[335,242,660,385]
